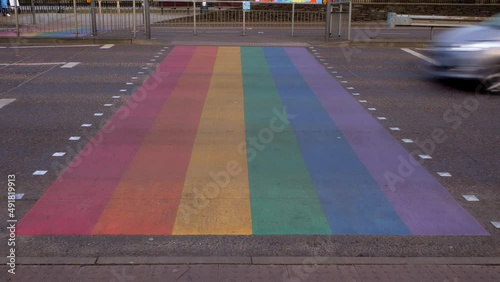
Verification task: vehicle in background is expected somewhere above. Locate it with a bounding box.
[426,13,500,93]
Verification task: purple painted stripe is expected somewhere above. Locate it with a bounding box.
[285,47,488,236]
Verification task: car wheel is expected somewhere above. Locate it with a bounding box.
[483,65,500,94]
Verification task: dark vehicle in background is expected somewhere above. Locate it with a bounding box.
[427,14,500,93]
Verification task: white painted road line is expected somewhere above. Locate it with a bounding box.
[33,170,47,176]
[402,139,414,143]
[100,44,115,49]
[491,222,500,228]
[12,45,99,49]
[389,127,400,131]
[0,62,67,66]
[14,193,24,200]
[60,62,80,68]
[419,154,432,159]
[81,124,92,127]
[69,136,81,141]
[52,152,66,157]
[437,172,452,177]
[401,48,439,66]
[0,98,16,109]
[94,113,104,116]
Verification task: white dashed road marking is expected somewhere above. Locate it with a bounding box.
[60,62,80,68]
[33,170,47,176]
[419,154,432,159]
[0,98,16,109]
[463,195,479,202]
[437,172,452,177]
[401,48,439,66]
[69,136,81,141]
[100,44,115,49]
[52,152,66,157]
[402,139,414,143]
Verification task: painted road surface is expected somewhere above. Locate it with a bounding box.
[17,46,489,236]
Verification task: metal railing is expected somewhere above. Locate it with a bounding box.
[350,0,500,3]
[326,0,351,41]
[0,0,149,38]
[386,12,487,39]
[0,0,354,39]
[150,1,327,36]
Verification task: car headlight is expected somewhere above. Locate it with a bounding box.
[449,42,500,52]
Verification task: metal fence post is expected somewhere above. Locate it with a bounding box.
[30,0,36,25]
[338,3,342,37]
[291,2,295,37]
[144,0,151,39]
[243,7,246,35]
[325,0,331,41]
[193,0,197,34]
[133,0,137,38]
[73,0,78,38]
[348,1,352,40]
[14,0,19,37]
[91,0,97,37]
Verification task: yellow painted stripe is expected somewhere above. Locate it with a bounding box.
[172,47,252,235]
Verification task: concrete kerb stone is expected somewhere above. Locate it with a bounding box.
[14,257,97,265]
[0,36,431,48]
[0,37,162,46]
[96,256,252,265]
[3,257,500,266]
[252,257,500,265]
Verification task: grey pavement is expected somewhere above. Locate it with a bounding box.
[0,257,500,282]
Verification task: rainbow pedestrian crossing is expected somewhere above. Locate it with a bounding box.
[18,46,488,236]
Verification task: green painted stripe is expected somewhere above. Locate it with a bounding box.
[241,47,331,235]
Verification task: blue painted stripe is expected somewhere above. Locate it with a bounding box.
[263,47,410,235]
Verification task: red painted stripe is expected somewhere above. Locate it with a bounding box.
[17,46,196,235]
[92,46,218,235]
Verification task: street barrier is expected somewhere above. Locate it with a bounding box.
[386,12,487,39]
[0,0,352,39]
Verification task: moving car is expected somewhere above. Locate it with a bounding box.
[427,14,500,93]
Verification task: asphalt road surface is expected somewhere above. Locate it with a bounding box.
[0,42,498,260]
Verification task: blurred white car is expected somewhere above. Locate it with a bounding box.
[427,14,500,93]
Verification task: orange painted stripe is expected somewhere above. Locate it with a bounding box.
[92,46,218,235]
[172,47,252,235]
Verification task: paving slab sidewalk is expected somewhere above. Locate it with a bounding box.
[2,257,500,282]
